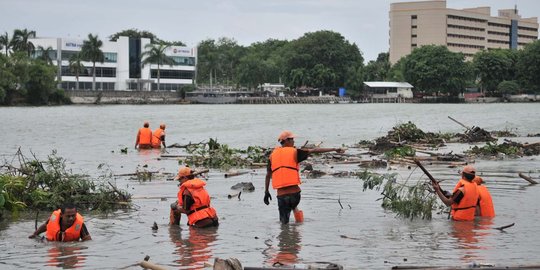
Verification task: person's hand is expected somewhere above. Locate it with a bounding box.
[263,191,272,205]
[431,181,440,192]
[28,233,37,239]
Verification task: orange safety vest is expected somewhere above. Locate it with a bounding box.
[138,127,152,145]
[178,178,218,226]
[476,184,495,217]
[151,128,165,148]
[270,147,300,189]
[45,209,84,242]
[451,179,479,221]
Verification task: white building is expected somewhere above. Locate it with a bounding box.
[30,36,197,91]
[363,82,414,98]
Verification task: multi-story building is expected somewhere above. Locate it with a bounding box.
[389,0,539,64]
[30,36,197,91]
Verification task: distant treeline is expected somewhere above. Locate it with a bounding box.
[2,28,540,105]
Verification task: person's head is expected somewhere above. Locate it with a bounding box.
[143,121,150,128]
[278,130,296,147]
[461,165,476,181]
[177,166,194,183]
[60,203,78,227]
[160,123,166,130]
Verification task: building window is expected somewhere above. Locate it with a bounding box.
[488,31,510,37]
[411,44,417,47]
[448,24,485,32]
[488,22,510,28]
[411,34,417,38]
[411,15,417,19]
[447,14,487,23]
[447,43,485,49]
[447,33,485,40]
[487,39,510,45]
[61,66,116,77]
[518,26,538,32]
[411,25,417,29]
[150,69,194,80]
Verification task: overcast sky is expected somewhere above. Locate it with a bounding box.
[1,0,538,62]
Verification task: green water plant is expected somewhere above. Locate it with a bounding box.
[0,149,131,218]
[357,170,443,220]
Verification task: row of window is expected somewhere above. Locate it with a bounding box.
[518,26,538,32]
[448,24,485,32]
[487,39,510,45]
[518,34,538,39]
[448,14,487,23]
[61,66,117,77]
[488,22,510,28]
[447,43,485,49]
[447,33,485,40]
[170,56,196,66]
[61,50,118,63]
[488,31,510,36]
[150,69,194,80]
[61,81,115,90]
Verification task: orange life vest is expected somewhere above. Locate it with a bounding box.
[45,209,84,242]
[270,147,300,189]
[151,128,165,148]
[178,178,218,226]
[138,127,152,145]
[451,179,479,221]
[476,184,495,217]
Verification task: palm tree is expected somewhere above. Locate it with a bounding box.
[0,32,12,55]
[12,28,36,56]
[36,45,54,65]
[80,34,104,91]
[141,43,175,91]
[69,52,85,90]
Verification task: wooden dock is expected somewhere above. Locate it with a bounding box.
[236,96,353,104]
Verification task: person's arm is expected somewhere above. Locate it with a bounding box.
[180,190,194,214]
[264,161,272,205]
[135,130,140,149]
[161,134,166,148]
[80,223,92,241]
[433,181,462,206]
[29,221,47,238]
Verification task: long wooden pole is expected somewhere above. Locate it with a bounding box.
[413,159,437,184]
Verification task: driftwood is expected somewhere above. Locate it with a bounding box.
[108,182,129,201]
[167,141,206,148]
[227,191,242,199]
[518,173,538,184]
[224,171,249,178]
[166,169,209,181]
[114,170,162,177]
[494,223,515,231]
[139,255,168,270]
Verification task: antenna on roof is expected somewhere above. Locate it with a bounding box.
[514,4,518,15]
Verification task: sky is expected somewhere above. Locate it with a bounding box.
[1,0,539,62]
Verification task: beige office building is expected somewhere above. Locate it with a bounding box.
[389,0,539,64]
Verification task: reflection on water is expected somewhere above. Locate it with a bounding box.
[264,224,302,267]
[46,244,87,269]
[451,218,494,262]
[169,226,218,269]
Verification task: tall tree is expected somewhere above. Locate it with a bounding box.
[141,43,175,91]
[363,52,391,82]
[472,49,517,94]
[12,28,36,56]
[516,40,540,93]
[36,45,54,65]
[69,52,85,90]
[401,45,469,96]
[81,34,104,91]
[0,32,12,56]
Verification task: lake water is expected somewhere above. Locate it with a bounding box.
[0,103,539,269]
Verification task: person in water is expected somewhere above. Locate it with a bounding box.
[29,203,91,242]
[135,121,152,149]
[170,167,219,228]
[264,130,344,224]
[433,165,479,221]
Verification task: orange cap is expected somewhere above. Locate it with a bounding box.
[462,165,476,175]
[160,123,166,129]
[177,167,192,178]
[278,130,296,142]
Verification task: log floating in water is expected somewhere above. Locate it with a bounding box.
[518,173,538,184]
[494,223,515,231]
[224,171,249,178]
[139,255,168,270]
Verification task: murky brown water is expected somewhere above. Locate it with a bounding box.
[1,104,539,269]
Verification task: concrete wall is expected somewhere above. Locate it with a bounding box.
[67,90,182,104]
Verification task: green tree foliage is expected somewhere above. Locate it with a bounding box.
[197,38,247,86]
[35,45,55,65]
[497,80,520,95]
[68,52,85,90]
[363,52,391,82]
[401,45,469,96]
[236,39,288,89]
[0,32,12,55]
[11,28,36,57]
[517,40,540,93]
[472,49,517,94]
[81,34,104,91]
[26,61,57,105]
[282,30,364,89]
[141,43,176,91]
[109,29,185,46]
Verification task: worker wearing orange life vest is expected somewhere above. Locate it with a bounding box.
[264,130,345,224]
[433,165,480,221]
[29,203,91,242]
[473,176,495,217]
[135,121,152,149]
[170,167,219,228]
[151,123,167,149]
